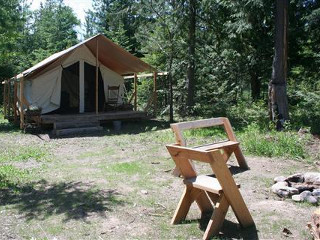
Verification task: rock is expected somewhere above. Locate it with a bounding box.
[307,195,318,204]
[286,173,304,183]
[272,182,288,193]
[291,183,315,193]
[300,190,312,201]
[277,190,290,198]
[274,176,286,183]
[292,194,303,202]
[304,172,320,184]
[141,190,148,195]
[272,182,298,198]
[313,189,320,197]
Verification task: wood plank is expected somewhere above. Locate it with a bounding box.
[184,175,240,195]
[166,144,212,164]
[55,126,103,136]
[171,118,225,131]
[208,150,254,228]
[20,78,24,129]
[41,111,147,124]
[222,118,248,168]
[14,82,17,123]
[3,82,7,118]
[123,72,168,79]
[193,141,239,151]
[134,73,137,111]
[203,194,230,240]
[153,72,157,115]
[171,186,199,224]
[8,81,11,118]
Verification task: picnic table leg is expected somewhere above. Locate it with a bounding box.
[203,193,229,240]
[208,151,254,228]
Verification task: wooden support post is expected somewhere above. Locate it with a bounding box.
[153,72,157,116]
[3,81,7,118]
[14,81,18,123]
[8,81,11,118]
[19,78,24,129]
[95,37,99,114]
[134,73,137,111]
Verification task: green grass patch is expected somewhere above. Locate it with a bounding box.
[0,165,31,190]
[238,123,308,159]
[108,161,144,175]
[0,145,49,163]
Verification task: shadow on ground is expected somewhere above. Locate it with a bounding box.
[0,121,20,133]
[0,179,124,221]
[182,216,259,239]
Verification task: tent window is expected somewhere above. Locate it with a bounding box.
[84,62,104,112]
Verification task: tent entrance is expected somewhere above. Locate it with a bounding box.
[84,62,105,112]
[59,62,80,114]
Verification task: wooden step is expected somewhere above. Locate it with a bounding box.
[54,126,103,136]
[54,120,100,130]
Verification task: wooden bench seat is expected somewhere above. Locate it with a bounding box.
[184,175,240,194]
[192,140,239,151]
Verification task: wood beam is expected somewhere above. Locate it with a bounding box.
[14,82,18,123]
[19,78,24,129]
[134,73,137,111]
[123,72,168,79]
[3,82,7,118]
[153,71,157,116]
[95,37,99,114]
[8,82,11,118]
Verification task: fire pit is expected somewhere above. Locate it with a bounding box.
[272,172,320,204]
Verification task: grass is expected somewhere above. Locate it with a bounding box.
[238,123,309,160]
[182,123,310,160]
[0,145,50,163]
[0,165,32,190]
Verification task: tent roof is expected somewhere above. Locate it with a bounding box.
[17,34,154,79]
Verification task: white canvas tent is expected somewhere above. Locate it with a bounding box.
[15,34,154,114]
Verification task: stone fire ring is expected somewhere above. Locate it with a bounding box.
[271,172,320,205]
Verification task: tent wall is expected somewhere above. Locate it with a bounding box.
[21,44,125,114]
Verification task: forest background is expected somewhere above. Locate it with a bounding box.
[0,0,319,134]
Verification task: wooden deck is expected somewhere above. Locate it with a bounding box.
[41,110,147,124]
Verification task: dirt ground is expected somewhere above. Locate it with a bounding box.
[0,120,318,240]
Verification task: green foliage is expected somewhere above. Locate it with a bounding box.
[238,123,308,159]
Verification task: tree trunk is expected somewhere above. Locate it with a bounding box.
[269,0,289,130]
[186,0,196,107]
[250,70,261,100]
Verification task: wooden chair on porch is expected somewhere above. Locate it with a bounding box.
[166,144,254,239]
[105,85,120,110]
[170,117,249,176]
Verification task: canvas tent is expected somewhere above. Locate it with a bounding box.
[15,34,154,114]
